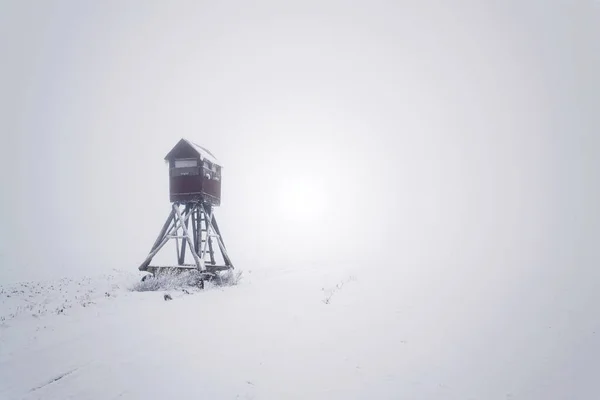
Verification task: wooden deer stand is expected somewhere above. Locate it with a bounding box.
[138,139,234,283]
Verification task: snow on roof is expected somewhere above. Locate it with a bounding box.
[164,138,221,165]
[183,139,219,165]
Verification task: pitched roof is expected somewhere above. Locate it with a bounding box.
[164,138,220,165]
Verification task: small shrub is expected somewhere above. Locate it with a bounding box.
[214,270,243,287]
[131,269,243,292]
[130,271,197,292]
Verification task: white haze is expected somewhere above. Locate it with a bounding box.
[0,1,599,398]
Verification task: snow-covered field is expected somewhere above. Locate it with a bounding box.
[0,264,597,399]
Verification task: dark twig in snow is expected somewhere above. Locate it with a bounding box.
[30,368,78,392]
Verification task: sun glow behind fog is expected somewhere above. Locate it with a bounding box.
[275,176,326,225]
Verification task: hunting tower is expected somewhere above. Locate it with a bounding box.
[138,139,233,280]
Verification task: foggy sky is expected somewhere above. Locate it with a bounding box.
[1,0,595,274]
[1,1,599,397]
[0,0,598,279]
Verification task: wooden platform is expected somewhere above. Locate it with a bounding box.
[146,264,233,275]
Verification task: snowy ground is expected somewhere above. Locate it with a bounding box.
[0,264,597,399]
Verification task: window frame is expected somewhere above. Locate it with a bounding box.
[174,158,199,168]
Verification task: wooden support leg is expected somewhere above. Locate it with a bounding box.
[138,203,191,271]
[173,203,204,271]
[197,207,205,261]
[179,204,191,265]
[201,205,215,265]
[199,205,211,260]
[139,208,175,271]
[156,209,176,247]
[191,206,196,253]
[174,232,180,264]
[207,236,216,265]
[215,234,233,268]
[204,204,233,268]
[197,207,204,255]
